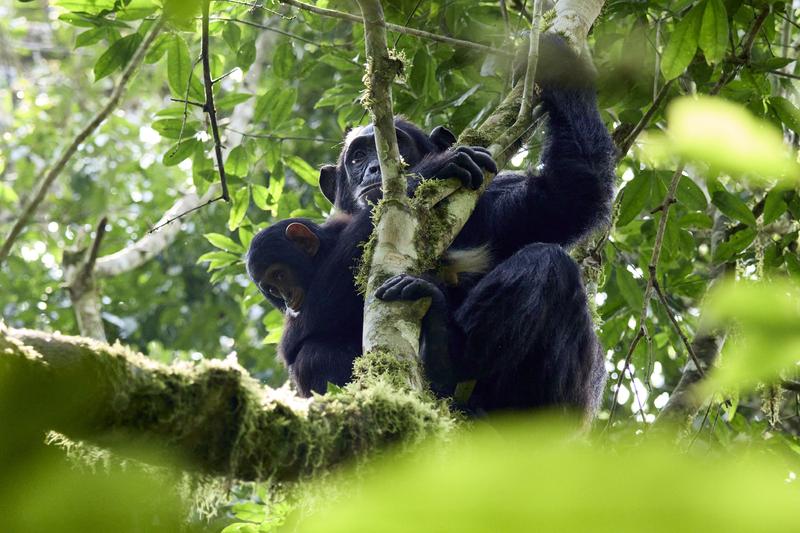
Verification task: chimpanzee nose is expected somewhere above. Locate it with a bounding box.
[368,161,380,174]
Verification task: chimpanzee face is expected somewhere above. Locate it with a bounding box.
[318,121,444,213]
[341,125,424,208]
[247,221,321,314]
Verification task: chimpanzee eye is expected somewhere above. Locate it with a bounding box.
[350,149,366,164]
[268,286,281,298]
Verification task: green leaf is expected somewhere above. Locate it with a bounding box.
[237,38,256,71]
[714,227,756,263]
[702,279,800,392]
[272,42,294,78]
[226,144,250,178]
[167,34,193,98]
[144,32,171,63]
[222,21,241,51]
[712,190,757,226]
[660,4,703,79]
[285,155,318,186]
[204,233,245,254]
[197,251,240,269]
[699,0,728,64]
[252,184,270,210]
[94,33,142,80]
[665,96,800,181]
[239,226,254,249]
[675,175,708,210]
[763,189,788,225]
[0,182,19,205]
[253,88,296,128]
[151,118,199,139]
[163,139,200,166]
[770,96,800,136]
[318,53,356,71]
[615,266,643,310]
[216,92,252,111]
[228,186,250,231]
[75,27,108,49]
[616,174,652,226]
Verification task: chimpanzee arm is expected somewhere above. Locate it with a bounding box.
[288,339,360,397]
[375,274,456,397]
[455,87,615,257]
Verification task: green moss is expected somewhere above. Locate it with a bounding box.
[410,180,458,273]
[354,200,386,294]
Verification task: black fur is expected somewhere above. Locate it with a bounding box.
[314,34,614,414]
[247,214,369,395]
[252,34,615,413]
[247,214,455,397]
[319,120,497,213]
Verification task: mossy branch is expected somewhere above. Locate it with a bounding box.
[0,325,451,481]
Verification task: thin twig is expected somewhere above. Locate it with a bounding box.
[607,326,646,425]
[83,216,108,278]
[768,69,800,80]
[224,126,339,143]
[607,7,772,427]
[499,0,511,36]
[616,78,674,158]
[0,19,164,267]
[279,0,512,57]
[211,0,291,18]
[147,195,225,234]
[208,17,320,46]
[170,97,204,108]
[652,279,705,377]
[202,0,230,202]
[175,55,203,150]
[517,0,544,122]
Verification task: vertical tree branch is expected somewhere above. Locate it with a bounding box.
[202,0,230,202]
[0,19,164,267]
[517,0,544,121]
[356,0,424,390]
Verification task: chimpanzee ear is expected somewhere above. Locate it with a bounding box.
[319,165,338,205]
[285,222,320,256]
[429,126,457,151]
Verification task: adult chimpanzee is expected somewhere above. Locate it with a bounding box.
[246,214,454,397]
[313,34,615,413]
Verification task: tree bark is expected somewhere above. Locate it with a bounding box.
[0,325,450,481]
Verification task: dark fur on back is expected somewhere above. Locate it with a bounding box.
[253,34,616,414]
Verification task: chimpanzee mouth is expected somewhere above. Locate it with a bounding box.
[356,182,382,201]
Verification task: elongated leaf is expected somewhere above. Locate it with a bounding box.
[616,174,652,226]
[712,190,756,226]
[167,34,192,97]
[770,96,800,136]
[163,138,200,166]
[699,0,728,64]
[763,189,788,225]
[285,156,318,186]
[228,187,250,231]
[660,4,703,79]
[94,33,142,80]
[714,227,756,263]
[204,233,245,254]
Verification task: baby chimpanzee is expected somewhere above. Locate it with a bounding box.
[246,213,456,397]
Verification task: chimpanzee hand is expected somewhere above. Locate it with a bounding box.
[376,274,454,395]
[375,274,444,304]
[408,146,498,192]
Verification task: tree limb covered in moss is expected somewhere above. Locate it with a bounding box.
[356,0,427,387]
[0,19,164,268]
[0,325,451,481]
